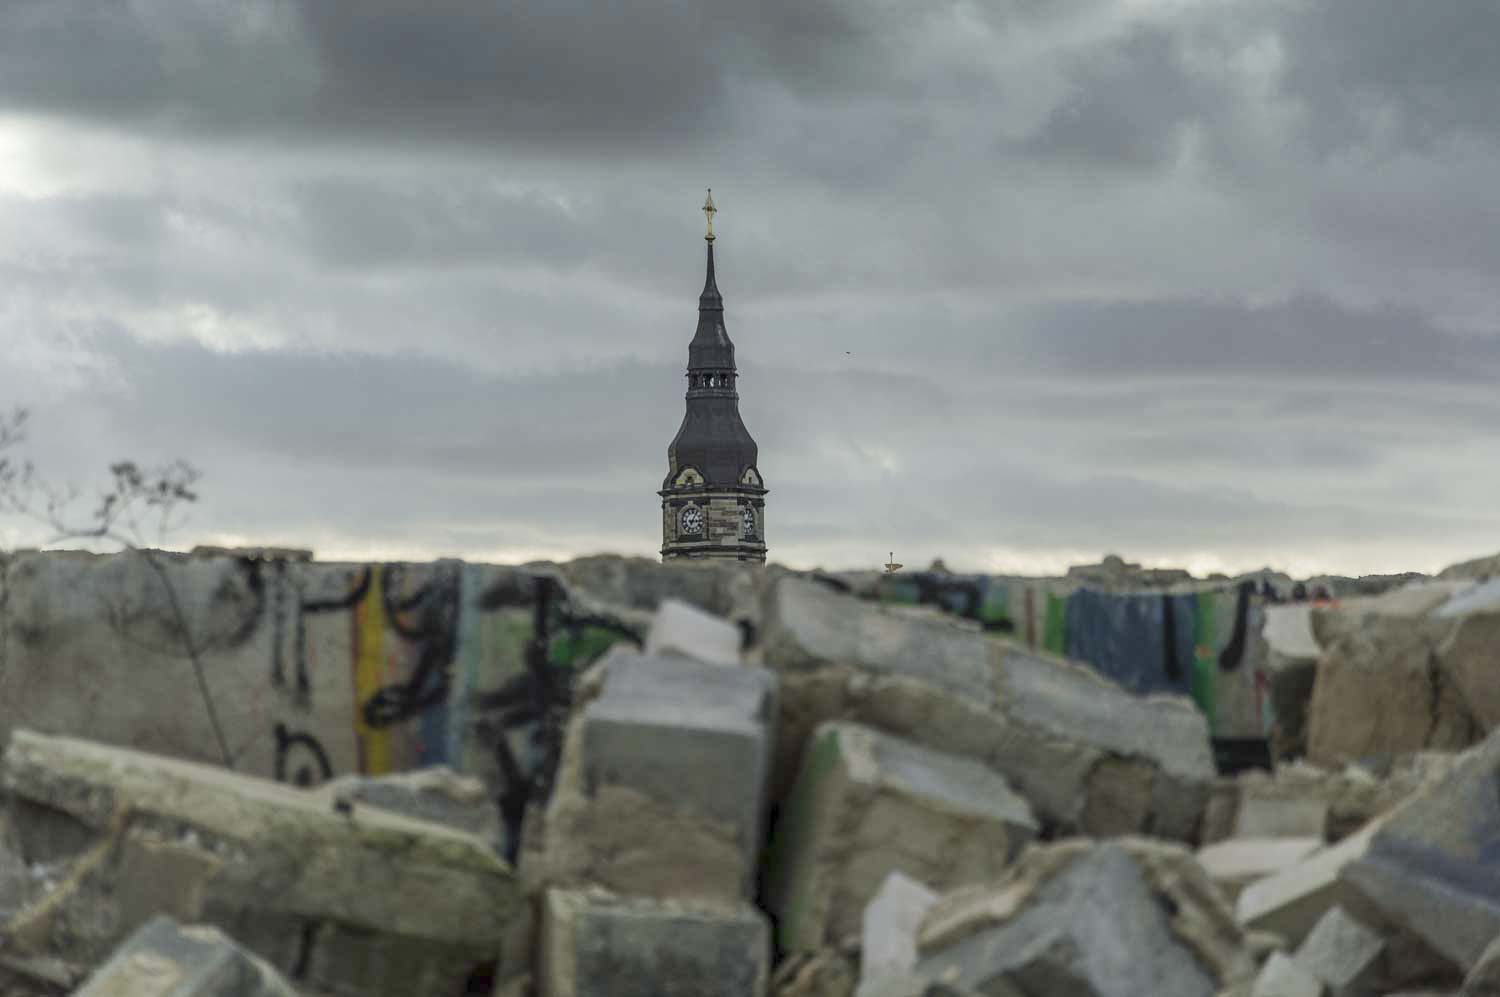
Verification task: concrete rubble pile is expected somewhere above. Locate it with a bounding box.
[0,559,1496,997]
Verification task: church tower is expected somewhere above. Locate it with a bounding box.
[660,191,767,564]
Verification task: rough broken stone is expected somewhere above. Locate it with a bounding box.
[759,577,1215,840]
[539,887,770,997]
[538,647,776,901]
[855,974,979,997]
[1435,612,1500,732]
[645,597,744,666]
[1236,821,1382,947]
[311,765,502,846]
[766,721,1036,952]
[0,729,524,996]
[1196,838,1322,903]
[1463,936,1500,997]
[73,914,296,996]
[1233,795,1329,840]
[860,871,939,989]
[915,840,1239,997]
[1338,730,1500,974]
[1307,588,1483,766]
[771,949,856,997]
[1293,906,1383,996]
[1251,952,1321,997]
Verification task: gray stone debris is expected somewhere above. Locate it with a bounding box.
[539,887,770,997]
[1251,952,1323,997]
[859,871,940,990]
[914,840,1232,997]
[0,729,525,997]
[856,974,979,997]
[537,646,777,902]
[1233,794,1330,840]
[310,765,502,846]
[758,576,1216,840]
[1338,729,1500,974]
[73,914,296,996]
[1292,906,1384,996]
[1236,820,1383,946]
[765,721,1036,952]
[645,597,744,665]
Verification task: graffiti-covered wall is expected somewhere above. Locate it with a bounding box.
[836,569,1289,742]
[0,550,649,850]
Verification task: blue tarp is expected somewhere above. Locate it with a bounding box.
[1063,589,1197,697]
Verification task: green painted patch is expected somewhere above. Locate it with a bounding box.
[977,584,1010,626]
[1043,593,1067,654]
[764,726,844,951]
[549,624,627,670]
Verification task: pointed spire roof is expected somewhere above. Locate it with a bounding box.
[688,192,734,370]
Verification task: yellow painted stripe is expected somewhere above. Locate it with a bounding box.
[353,566,392,775]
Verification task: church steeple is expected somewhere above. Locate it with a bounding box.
[659,192,768,564]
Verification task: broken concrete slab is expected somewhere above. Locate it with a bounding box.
[73,914,296,996]
[1236,820,1382,947]
[537,647,777,902]
[645,597,744,666]
[765,721,1036,952]
[1338,730,1500,974]
[310,765,502,846]
[1435,612,1500,732]
[1293,906,1383,997]
[0,729,525,995]
[1233,793,1329,840]
[1196,838,1323,903]
[539,887,769,997]
[913,841,1222,997]
[771,949,857,997]
[759,577,1215,840]
[1251,952,1322,997]
[1307,588,1483,767]
[859,871,939,989]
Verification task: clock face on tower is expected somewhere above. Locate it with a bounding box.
[742,505,756,539]
[680,505,704,535]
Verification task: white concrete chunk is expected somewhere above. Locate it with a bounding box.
[1197,838,1323,902]
[860,871,940,988]
[73,915,296,997]
[1233,795,1329,840]
[1236,820,1382,946]
[645,597,744,665]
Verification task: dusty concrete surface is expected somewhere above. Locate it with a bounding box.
[0,552,1495,995]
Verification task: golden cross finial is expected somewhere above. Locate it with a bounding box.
[703,188,716,242]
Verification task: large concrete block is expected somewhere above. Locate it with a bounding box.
[1236,821,1382,946]
[0,729,524,995]
[73,914,296,996]
[766,722,1036,952]
[760,577,994,699]
[540,887,769,997]
[646,598,744,666]
[537,648,776,901]
[1293,906,1383,997]
[1196,838,1323,903]
[310,765,501,845]
[914,842,1218,997]
[760,577,1215,840]
[1338,730,1500,973]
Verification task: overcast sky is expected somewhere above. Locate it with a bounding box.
[1,0,1498,577]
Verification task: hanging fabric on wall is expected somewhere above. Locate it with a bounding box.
[1218,579,1255,671]
[1043,592,1068,654]
[1162,593,1182,682]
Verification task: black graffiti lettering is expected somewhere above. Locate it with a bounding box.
[273,723,333,787]
[361,562,462,730]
